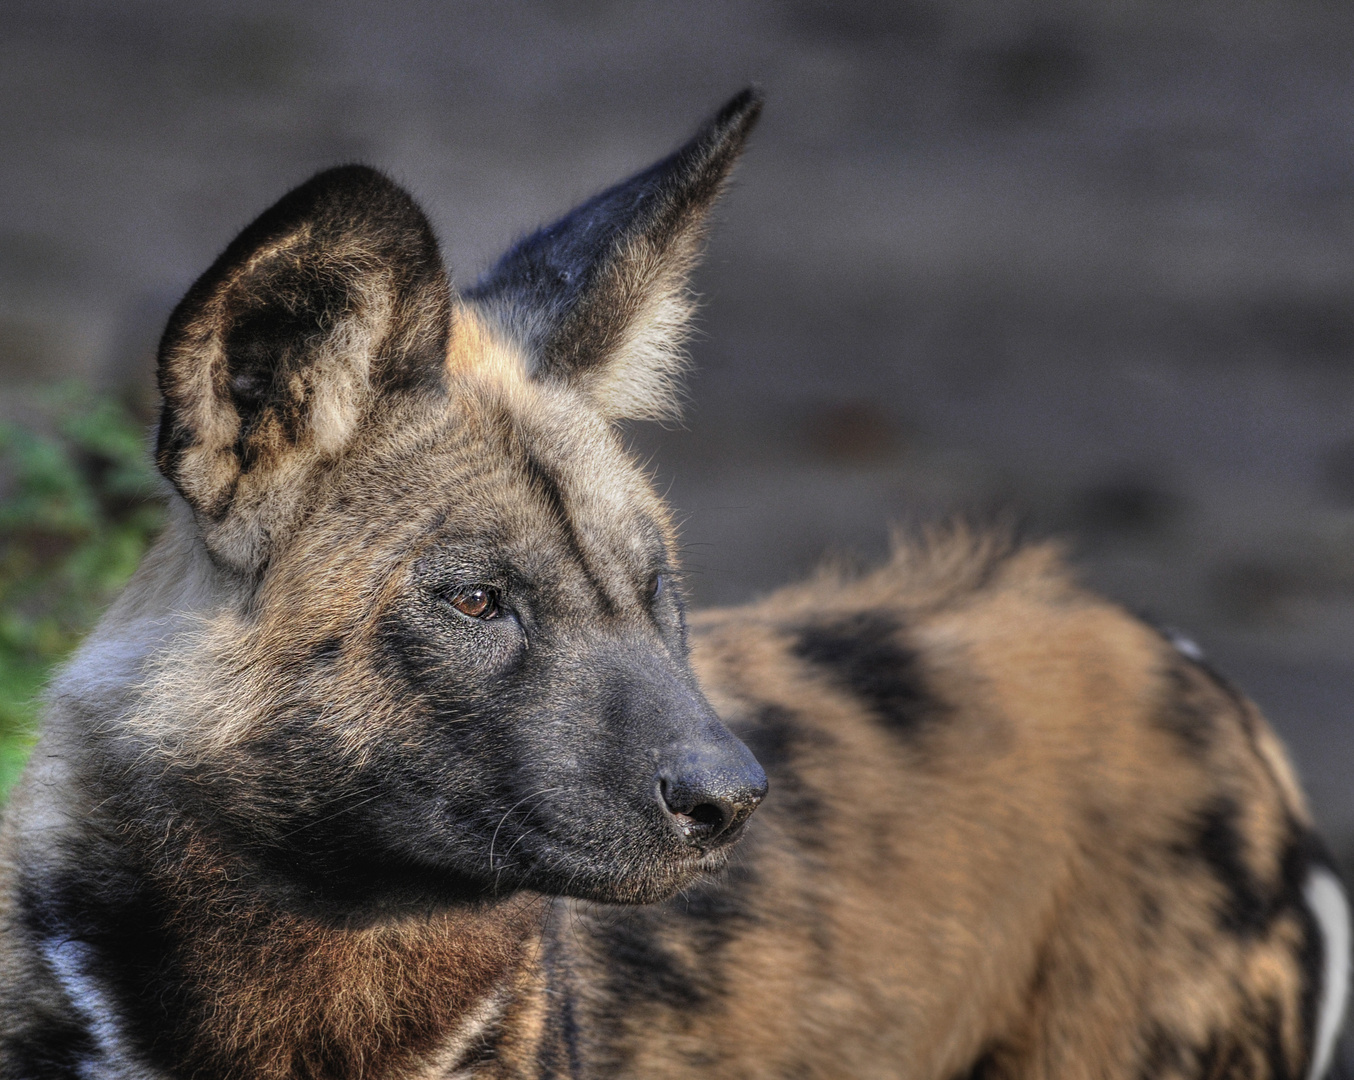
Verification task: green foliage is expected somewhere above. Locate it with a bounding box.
[0,386,163,801]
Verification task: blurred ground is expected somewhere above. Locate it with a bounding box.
[2,0,1353,956]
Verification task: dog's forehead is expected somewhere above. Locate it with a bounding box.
[287,310,677,608]
[434,310,675,551]
[466,375,673,561]
[268,388,669,622]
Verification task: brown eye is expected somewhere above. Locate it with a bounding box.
[448,588,499,619]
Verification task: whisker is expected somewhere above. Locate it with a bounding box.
[275,790,386,841]
[489,786,561,871]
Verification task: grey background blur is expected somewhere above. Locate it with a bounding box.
[3,2,1353,853]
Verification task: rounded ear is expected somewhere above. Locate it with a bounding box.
[156,166,451,573]
[468,88,762,422]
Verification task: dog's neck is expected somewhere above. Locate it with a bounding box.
[36,805,553,1080]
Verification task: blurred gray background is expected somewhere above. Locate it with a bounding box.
[3,1,1353,855]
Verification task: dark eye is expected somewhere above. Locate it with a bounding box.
[446,587,501,620]
[648,573,664,601]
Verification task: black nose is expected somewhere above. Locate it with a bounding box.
[658,739,768,847]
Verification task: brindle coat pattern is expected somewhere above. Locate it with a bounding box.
[0,90,1347,1080]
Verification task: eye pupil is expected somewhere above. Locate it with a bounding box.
[450,588,497,619]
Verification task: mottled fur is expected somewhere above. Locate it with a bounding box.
[0,90,1346,1080]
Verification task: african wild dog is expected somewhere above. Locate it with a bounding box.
[0,89,1348,1080]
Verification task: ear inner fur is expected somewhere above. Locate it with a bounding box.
[155,165,452,573]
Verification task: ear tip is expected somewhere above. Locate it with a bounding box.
[668,88,762,195]
[280,164,428,225]
[713,86,765,134]
[701,87,764,158]
[301,163,407,196]
[306,162,391,185]
[179,164,446,308]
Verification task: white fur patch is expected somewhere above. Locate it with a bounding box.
[1306,866,1351,1079]
[1166,629,1205,662]
[419,988,507,1080]
[42,938,156,1080]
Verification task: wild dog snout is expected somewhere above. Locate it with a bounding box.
[617,652,767,847]
[656,734,767,847]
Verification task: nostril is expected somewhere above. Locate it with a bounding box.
[687,801,728,829]
[659,774,743,845]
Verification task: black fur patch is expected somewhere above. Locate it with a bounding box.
[793,611,945,738]
[224,271,356,468]
[736,704,831,844]
[522,450,616,616]
[1193,796,1271,937]
[1164,807,1327,1075]
[593,907,711,1010]
[674,858,761,953]
[1140,1006,1299,1080]
[1196,997,1296,1080]
[1154,661,1219,757]
[1145,622,1264,748]
[310,636,343,665]
[951,1050,1000,1080]
[18,854,196,1079]
[1289,840,1329,1077]
[1136,1022,1186,1079]
[592,859,760,1012]
[537,913,583,1080]
[2,1015,99,1080]
[1187,808,1326,1074]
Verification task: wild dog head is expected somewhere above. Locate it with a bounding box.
[133,91,766,912]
